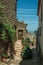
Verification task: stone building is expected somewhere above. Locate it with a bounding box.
[37,0,43,64]
[15,20,27,40]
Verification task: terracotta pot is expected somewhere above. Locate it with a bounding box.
[2,57,6,62]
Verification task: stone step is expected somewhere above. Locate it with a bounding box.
[16,52,21,54]
[14,40,22,59]
[15,47,22,49]
[16,54,21,56]
[15,49,22,51]
[15,46,22,48]
[16,55,21,57]
[16,53,21,55]
[15,45,22,47]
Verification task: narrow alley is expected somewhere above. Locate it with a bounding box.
[0,0,43,65]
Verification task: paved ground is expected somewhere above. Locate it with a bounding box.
[19,48,41,65]
[0,40,42,65]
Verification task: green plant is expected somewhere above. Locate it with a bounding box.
[22,37,31,46]
[21,46,33,60]
[0,22,16,43]
[1,52,8,58]
[0,2,5,8]
[4,22,16,41]
[1,30,6,40]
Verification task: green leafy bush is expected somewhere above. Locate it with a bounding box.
[1,30,6,40]
[21,46,33,60]
[22,37,31,46]
[1,52,8,58]
[4,22,16,41]
[0,22,16,42]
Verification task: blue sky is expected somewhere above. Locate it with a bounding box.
[17,0,38,32]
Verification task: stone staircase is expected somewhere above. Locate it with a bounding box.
[14,40,23,60]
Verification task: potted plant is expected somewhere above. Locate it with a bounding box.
[1,52,8,61]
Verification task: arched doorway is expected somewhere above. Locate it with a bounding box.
[18,30,23,40]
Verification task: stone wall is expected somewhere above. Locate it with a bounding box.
[0,0,16,24]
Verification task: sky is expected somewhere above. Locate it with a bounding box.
[17,0,38,32]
